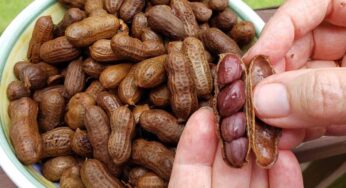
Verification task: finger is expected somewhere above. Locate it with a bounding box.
[312,23,346,60]
[326,0,346,27]
[304,60,339,69]
[285,33,314,71]
[326,124,346,136]
[304,127,326,141]
[212,144,252,188]
[250,156,268,188]
[253,68,346,128]
[244,0,331,64]
[279,129,305,149]
[269,150,304,188]
[169,107,217,188]
[341,54,346,67]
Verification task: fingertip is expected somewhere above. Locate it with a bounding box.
[175,107,218,166]
[269,150,304,188]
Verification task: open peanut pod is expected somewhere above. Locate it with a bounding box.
[213,53,282,168]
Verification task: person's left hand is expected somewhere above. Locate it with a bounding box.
[168,107,304,188]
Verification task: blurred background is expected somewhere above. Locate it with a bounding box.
[0,0,345,188]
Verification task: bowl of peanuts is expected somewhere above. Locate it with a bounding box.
[0,0,265,187]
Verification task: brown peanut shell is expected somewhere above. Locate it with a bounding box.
[213,53,281,168]
[108,106,136,165]
[71,128,93,158]
[28,16,54,63]
[135,55,167,88]
[60,165,85,188]
[118,64,142,105]
[42,127,74,158]
[42,156,78,182]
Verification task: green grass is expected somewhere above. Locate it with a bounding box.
[0,0,32,34]
[244,0,284,9]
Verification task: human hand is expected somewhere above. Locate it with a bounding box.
[243,0,346,141]
[168,108,303,188]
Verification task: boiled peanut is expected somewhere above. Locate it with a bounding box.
[40,36,81,64]
[118,64,142,105]
[108,106,136,165]
[99,63,132,88]
[149,85,170,107]
[38,91,65,131]
[96,91,122,116]
[64,59,86,98]
[65,14,120,47]
[42,156,77,181]
[80,159,124,188]
[89,39,123,62]
[128,167,148,186]
[13,61,30,79]
[220,112,246,142]
[82,58,105,78]
[230,21,256,46]
[84,0,104,14]
[131,139,174,180]
[28,16,54,63]
[131,12,148,39]
[146,5,186,40]
[204,50,214,64]
[59,0,85,9]
[36,62,59,77]
[60,165,85,188]
[189,2,212,23]
[33,85,64,102]
[54,8,86,37]
[210,9,237,32]
[85,80,105,100]
[104,0,124,16]
[119,0,145,23]
[208,0,227,11]
[141,28,162,42]
[136,172,166,188]
[214,53,248,168]
[165,51,198,122]
[71,128,93,158]
[7,80,30,101]
[167,41,183,53]
[42,127,74,158]
[199,28,241,55]
[170,0,199,37]
[140,109,184,143]
[132,104,150,124]
[135,55,167,88]
[19,64,47,90]
[84,105,121,176]
[217,80,245,117]
[183,37,212,97]
[65,92,95,129]
[111,33,166,62]
[9,97,42,164]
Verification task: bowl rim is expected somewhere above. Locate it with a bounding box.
[0,0,264,187]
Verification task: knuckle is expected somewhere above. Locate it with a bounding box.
[300,70,346,123]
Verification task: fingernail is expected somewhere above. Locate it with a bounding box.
[254,83,290,118]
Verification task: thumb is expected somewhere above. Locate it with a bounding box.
[253,68,346,128]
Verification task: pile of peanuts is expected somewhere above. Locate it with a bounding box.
[6,0,257,187]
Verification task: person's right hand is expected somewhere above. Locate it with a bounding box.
[243,0,346,145]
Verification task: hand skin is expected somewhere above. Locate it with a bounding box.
[170,0,346,187]
[169,108,304,188]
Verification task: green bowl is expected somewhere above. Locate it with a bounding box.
[0,0,264,187]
